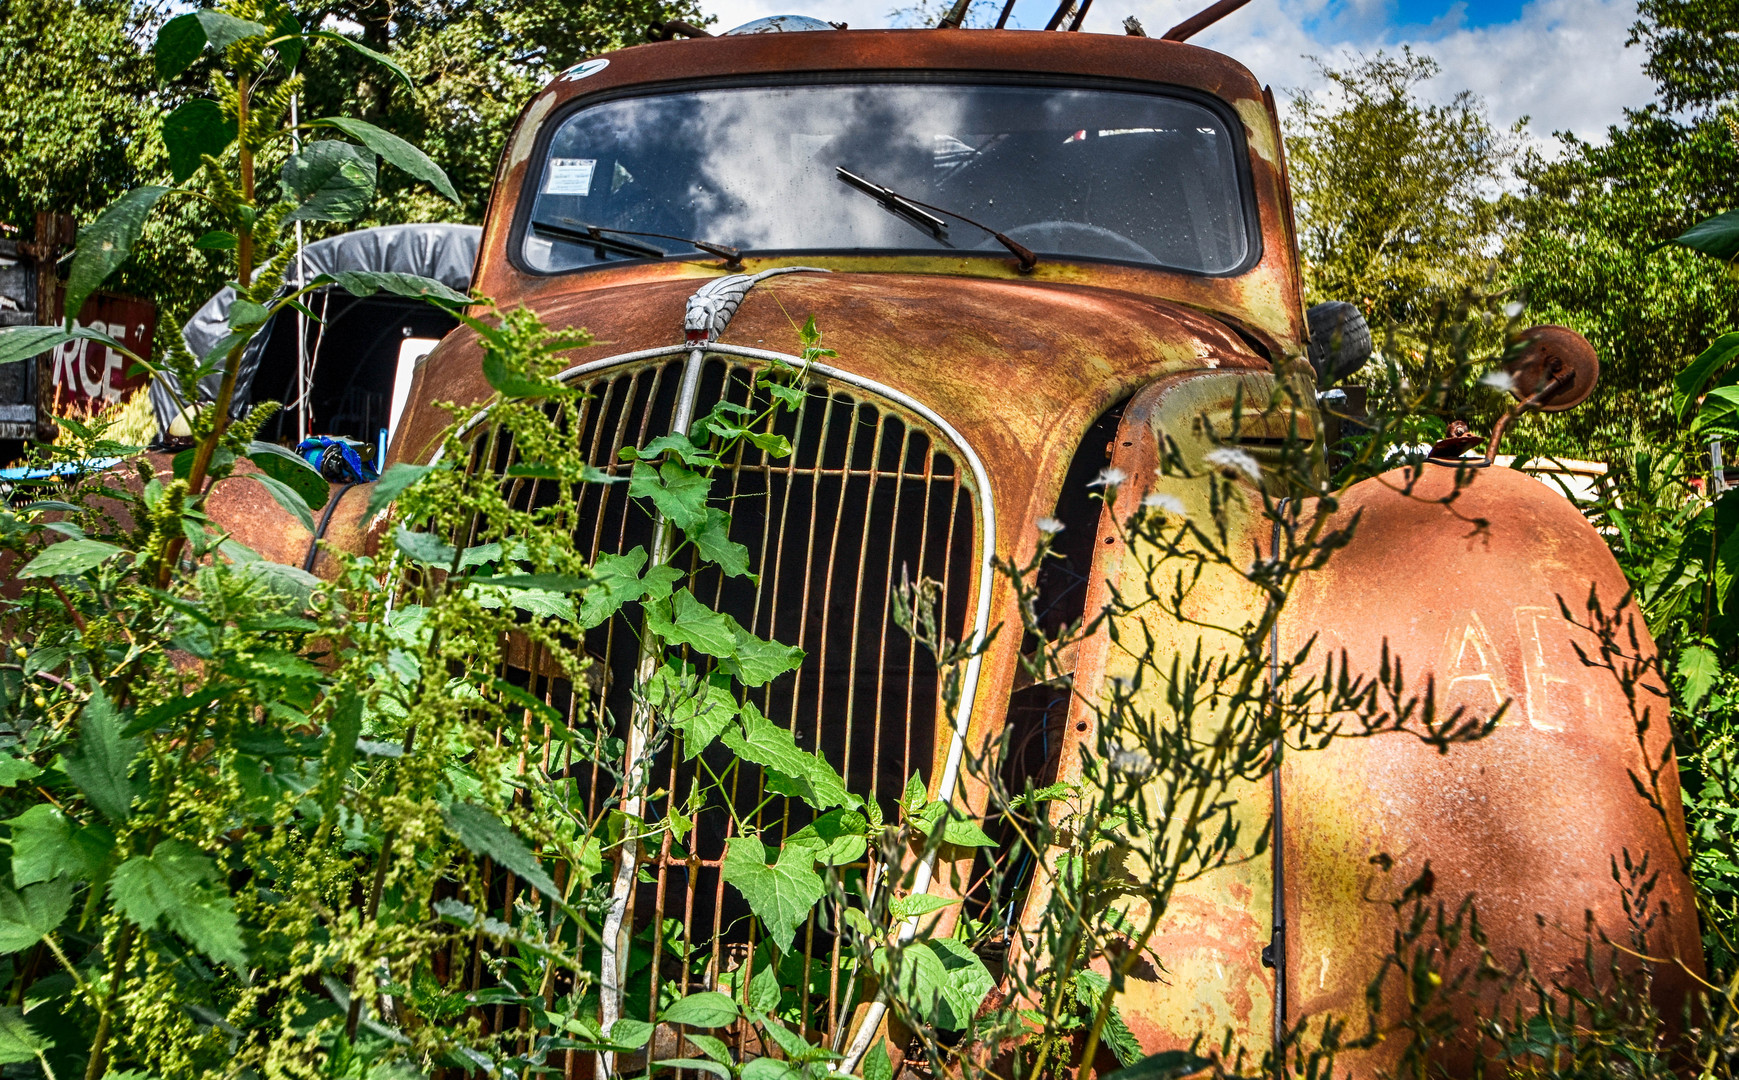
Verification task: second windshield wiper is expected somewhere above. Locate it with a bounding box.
[835,167,1038,272]
[532,218,743,269]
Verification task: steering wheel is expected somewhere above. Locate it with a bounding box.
[980,220,1159,263]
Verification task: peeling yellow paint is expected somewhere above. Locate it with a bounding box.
[508,92,557,170]
[1236,98,1278,164]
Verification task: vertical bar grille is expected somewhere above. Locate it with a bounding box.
[482,356,980,1054]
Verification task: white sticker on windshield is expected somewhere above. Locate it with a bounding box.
[544,158,597,195]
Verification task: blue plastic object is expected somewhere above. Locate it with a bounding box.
[296,437,378,484]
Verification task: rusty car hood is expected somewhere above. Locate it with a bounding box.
[395,269,1269,506]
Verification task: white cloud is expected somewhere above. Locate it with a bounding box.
[694,0,1656,147]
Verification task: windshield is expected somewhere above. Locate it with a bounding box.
[520,82,1253,274]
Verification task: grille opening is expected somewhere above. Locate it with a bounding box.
[965,402,1126,936]
[467,355,979,1044]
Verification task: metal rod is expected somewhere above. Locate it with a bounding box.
[1267,501,1288,1067]
[289,92,308,443]
[1066,0,1093,31]
[936,0,975,28]
[599,346,709,1080]
[1043,0,1075,33]
[995,0,1018,27]
[1160,0,1253,40]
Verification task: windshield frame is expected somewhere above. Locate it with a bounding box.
[507,71,1264,279]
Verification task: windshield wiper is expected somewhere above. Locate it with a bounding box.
[532,218,743,269]
[835,167,1037,272]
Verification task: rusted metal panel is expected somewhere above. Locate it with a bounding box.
[1279,464,1702,1076]
[1011,370,1305,1062]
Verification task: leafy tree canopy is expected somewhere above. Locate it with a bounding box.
[1284,48,1522,379]
[0,0,706,320]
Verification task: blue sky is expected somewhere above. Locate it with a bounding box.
[699,0,1655,144]
[1393,0,1528,28]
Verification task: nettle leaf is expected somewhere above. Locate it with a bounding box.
[630,461,711,531]
[0,1008,49,1068]
[660,991,741,1028]
[7,805,113,886]
[0,878,71,954]
[64,685,141,823]
[281,141,376,224]
[1076,971,1143,1066]
[109,840,247,968]
[367,462,440,517]
[721,835,824,953]
[395,525,457,566]
[65,186,172,321]
[248,440,331,511]
[720,703,852,812]
[685,508,753,580]
[444,802,561,900]
[162,98,236,183]
[1679,644,1721,710]
[317,116,460,204]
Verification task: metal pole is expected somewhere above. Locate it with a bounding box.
[1713,438,1725,495]
[290,93,308,443]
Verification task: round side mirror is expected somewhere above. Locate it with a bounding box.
[1306,301,1373,387]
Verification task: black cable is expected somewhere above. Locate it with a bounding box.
[303,482,357,573]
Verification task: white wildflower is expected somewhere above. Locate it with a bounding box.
[1502,300,1525,319]
[1203,446,1262,484]
[1110,747,1154,776]
[1142,492,1187,517]
[1480,370,1516,393]
[1036,516,1065,535]
[1088,466,1128,488]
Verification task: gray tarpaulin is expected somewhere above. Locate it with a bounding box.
[149,223,480,434]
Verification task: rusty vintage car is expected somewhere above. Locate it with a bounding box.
[197,13,1701,1077]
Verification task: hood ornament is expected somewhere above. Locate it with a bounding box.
[684,267,829,345]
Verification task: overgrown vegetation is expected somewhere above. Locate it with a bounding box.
[7,0,1739,1078]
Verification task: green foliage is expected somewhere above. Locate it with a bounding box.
[1285,48,1521,376]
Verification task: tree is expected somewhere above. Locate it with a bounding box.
[0,0,221,318]
[1504,0,1739,454]
[1284,48,1522,376]
[0,0,708,323]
